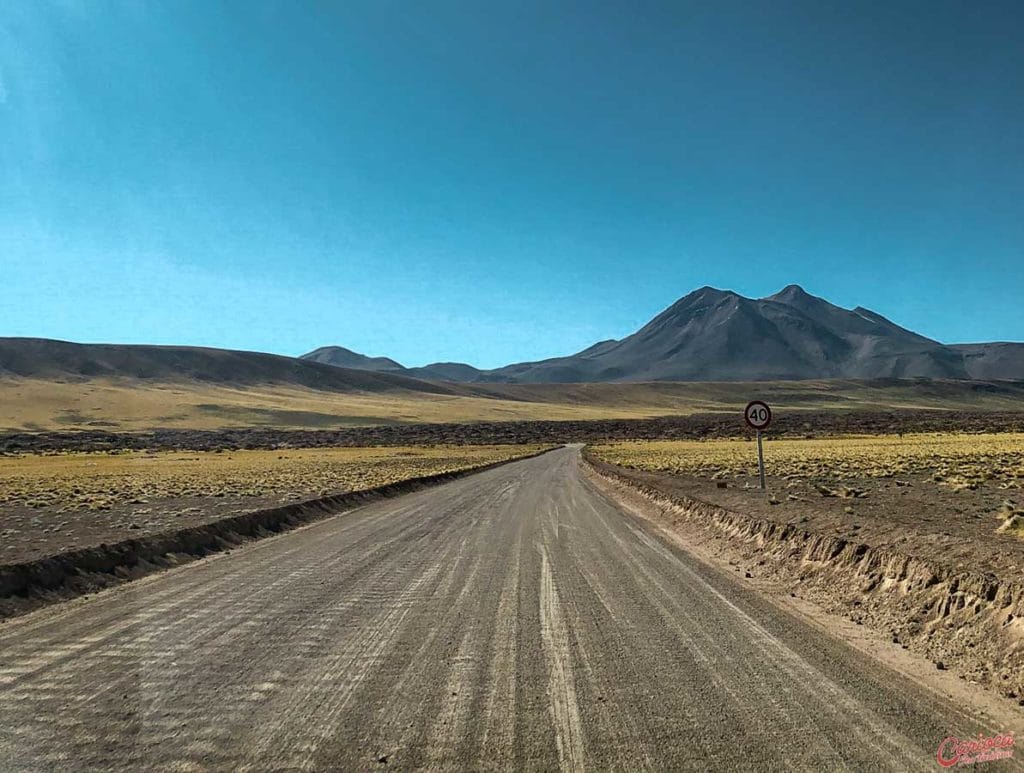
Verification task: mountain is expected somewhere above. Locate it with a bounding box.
[304,285,1024,383]
[298,346,484,382]
[0,338,464,396]
[302,346,405,372]
[951,343,1024,380]
[406,362,485,381]
[481,285,970,382]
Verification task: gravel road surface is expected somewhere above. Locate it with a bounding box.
[1,446,1018,771]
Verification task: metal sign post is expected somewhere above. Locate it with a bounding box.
[756,430,765,490]
[744,400,772,490]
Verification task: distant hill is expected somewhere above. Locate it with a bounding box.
[8,284,1022,396]
[951,343,1024,380]
[406,362,486,381]
[3,336,1024,433]
[298,345,484,382]
[0,338,463,396]
[301,345,405,372]
[304,285,1024,383]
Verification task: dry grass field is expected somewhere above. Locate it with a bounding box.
[4,377,1024,432]
[0,379,655,431]
[0,443,550,562]
[592,433,1024,539]
[593,433,1024,489]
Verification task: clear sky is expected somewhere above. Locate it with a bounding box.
[2,1,1022,368]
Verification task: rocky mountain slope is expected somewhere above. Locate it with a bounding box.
[305,285,1024,382]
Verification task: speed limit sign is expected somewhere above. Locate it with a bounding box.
[744,400,772,489]
[744,400,772,430]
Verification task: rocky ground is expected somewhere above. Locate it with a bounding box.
[2,408,1024,453]
[584,452,1024,705]
[588,461,1024,593]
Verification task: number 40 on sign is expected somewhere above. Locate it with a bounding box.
[744,400,772,490]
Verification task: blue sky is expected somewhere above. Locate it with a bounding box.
[2,1,1022,368]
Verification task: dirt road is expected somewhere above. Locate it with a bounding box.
[1,447,1019,771]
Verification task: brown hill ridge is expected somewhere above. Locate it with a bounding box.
[0,338,462,396]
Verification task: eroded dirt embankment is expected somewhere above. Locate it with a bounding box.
[0,447,556,620]
[583,451,1024,705]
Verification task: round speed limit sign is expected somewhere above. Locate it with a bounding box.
[744,400,772,431]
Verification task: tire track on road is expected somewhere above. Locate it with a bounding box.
[538,545,586,772]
